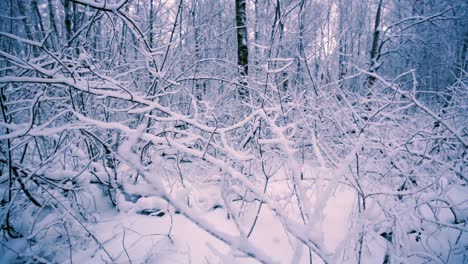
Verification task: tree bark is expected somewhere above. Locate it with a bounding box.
[64,0,73,43]
[235,0,249,99]
[48,0,60,41]
[17,0,34,41]
[149,0,154,49]
[368,0,383,87]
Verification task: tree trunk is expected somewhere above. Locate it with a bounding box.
[368,0,383,87]
[149,0,154,49]
[17,0,34,41]
[47,0,60,45]
[235,0,249,99]
[64,0,73,43]
[338,0,348,84]
[191,1,204,100]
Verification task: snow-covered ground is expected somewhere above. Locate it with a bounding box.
[0,162,387,264]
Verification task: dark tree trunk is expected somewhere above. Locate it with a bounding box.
[64,0,73,43]
[235,0,249,99]
[368,0,383,87]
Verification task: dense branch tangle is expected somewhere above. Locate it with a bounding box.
[0,47,332,264]
[0,0,466,263]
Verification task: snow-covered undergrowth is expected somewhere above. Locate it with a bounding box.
[0,0,467,262]
[1,72,466,263]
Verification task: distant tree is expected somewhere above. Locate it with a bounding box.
[235,0,249,98]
